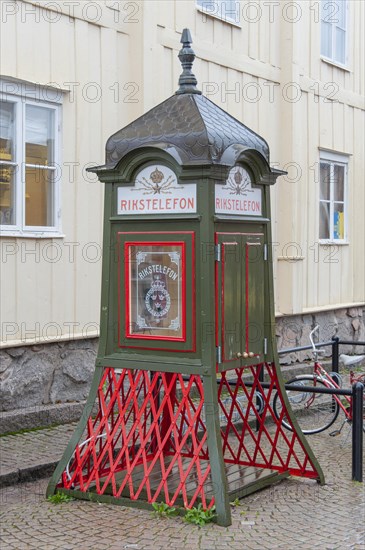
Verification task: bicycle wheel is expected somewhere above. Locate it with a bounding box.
[273,376,340,434]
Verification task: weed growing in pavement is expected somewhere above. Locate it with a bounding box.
[230,497,242,507]
[151,502,178,518]
[184,504,216,526]
[47,492,74,504]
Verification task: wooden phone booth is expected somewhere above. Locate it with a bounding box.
[47,30,324,526]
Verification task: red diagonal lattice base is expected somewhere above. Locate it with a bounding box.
[60,369,213,509]
[218,363,320,478]
[58,362,320,510]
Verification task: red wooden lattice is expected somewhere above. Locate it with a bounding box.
[218,364,319,478]
[59,363,320,508]
[61,369,212,509]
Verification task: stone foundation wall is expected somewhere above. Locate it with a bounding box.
[0,306,364,415]
[0,338,98,412]
[276,306,365,364]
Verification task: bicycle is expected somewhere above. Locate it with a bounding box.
[273,325,365,435]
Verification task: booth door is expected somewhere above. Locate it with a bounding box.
[216,232,265,367]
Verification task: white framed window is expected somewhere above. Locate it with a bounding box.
[321,0,348,66]
[0,80,62,237]
[319,152,348,243]
[196,0,240,25]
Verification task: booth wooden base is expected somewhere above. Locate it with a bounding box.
[47,364,324,527]
[56,463,290,525]
[96,462,290,504]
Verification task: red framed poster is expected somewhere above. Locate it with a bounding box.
[125,242,186,341]
[117,231,195,352]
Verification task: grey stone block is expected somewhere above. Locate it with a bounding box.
[0,401,91,434]
[0,353,55,410]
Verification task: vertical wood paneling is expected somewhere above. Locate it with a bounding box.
[1,0,364,345]
[195,11,214,44]
[163,47,174,97]
[317,246,331,307]
[306,98,320,309]
[0,5,17,76]
[329,249,342,305]
[309,3,320,81]
[195,57,209,96]
[49,16,75,84]
[1,242,18,342]
[259,7,270,65]
[343,104,353,152]
[332,101,344,152]
[73,21,102,330]
[248,19,259,61]
[212,20,229,49]
[156,0,175,29]
[298,4,310,75]
[175,0,195,35]
[319,99,333,149]
[225,68,241,120]
[16,5,51,82]
[241,73,259,134]
[352,110,365,302]
[116,32,140,125]
[233,19,248,58]
[100,28,118,145]
[351,1,359,93]
[360,3,365,95]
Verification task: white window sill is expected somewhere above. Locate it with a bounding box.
[318,240,349,246]
[196,6,242,27]
[320,57,351,73]
[0,230,65,239]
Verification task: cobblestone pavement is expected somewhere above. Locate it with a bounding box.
[0,423,78,486]
[0,417,364,550]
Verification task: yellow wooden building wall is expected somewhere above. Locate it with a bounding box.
[0,0,364,346]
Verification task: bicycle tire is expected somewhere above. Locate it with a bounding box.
[273,375,340,434]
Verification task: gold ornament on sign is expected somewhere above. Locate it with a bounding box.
[133,166,182,195]
[150,168,164,184]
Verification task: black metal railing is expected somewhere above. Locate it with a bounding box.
[275,337,364,481]
[278,338,365,374]
[244,379,363,482]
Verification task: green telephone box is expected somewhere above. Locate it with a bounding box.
[48,30,323,526]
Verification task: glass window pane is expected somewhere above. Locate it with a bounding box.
[0,165,15,224]
[25,167,54,226]
[0,102,15,161]
[321,21,332,57]
[196,0,239,21]
[333,164,344,201]
[335,28,346,64]
[197,0,217,12]
[126,244,184,339]
[333,202,345,239]
[221,0,239,21]
[320,163,331,199]
[319,201,330,239]
[25,105,54,166]
[336,0,346,28]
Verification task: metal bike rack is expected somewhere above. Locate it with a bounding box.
[275,338,365,482]
[224,378,363,482]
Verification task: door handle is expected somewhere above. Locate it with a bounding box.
[236,351,255,359]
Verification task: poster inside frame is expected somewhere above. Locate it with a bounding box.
[124,241,186,341]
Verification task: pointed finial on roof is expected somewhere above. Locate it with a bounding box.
[176,28,201,95]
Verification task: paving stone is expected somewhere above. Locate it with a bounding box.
[0,417,364,549]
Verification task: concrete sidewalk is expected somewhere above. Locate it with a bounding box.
[0,423,77,488]
[0,415,364,549]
